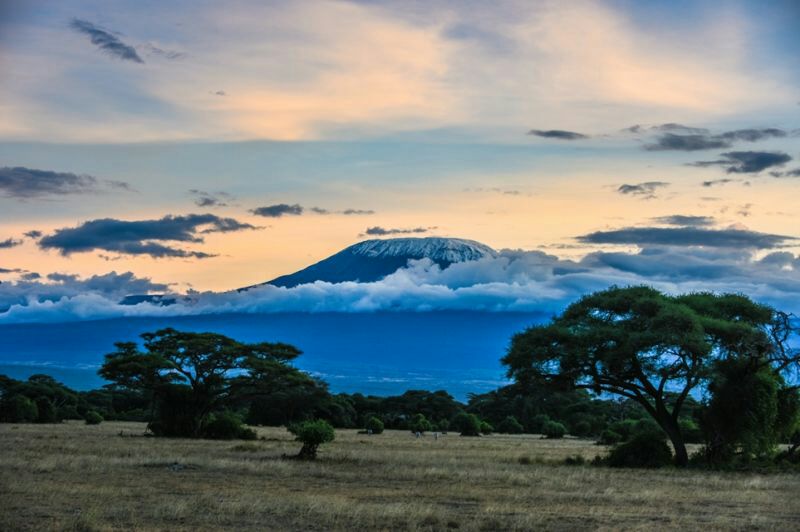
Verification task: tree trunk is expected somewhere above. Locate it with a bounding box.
[659,417,689,467]
[297,443,318,460]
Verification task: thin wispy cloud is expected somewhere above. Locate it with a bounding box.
[689,151,792,174]
[0,166,130,199]
[69,19,144,63]
[616,181,670,199]
[527,129,588,140]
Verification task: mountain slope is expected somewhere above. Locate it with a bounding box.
[260,237,496,288]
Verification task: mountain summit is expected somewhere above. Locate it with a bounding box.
[263,237,496,288]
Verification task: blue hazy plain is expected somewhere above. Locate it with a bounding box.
[0,312,546,401]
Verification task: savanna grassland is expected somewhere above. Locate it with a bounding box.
[2,421,798,531]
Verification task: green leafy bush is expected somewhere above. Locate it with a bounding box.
[35,397,59,423]
[542,421,566,439]
[451,412,482,436]
[365,416,384,434]
[480,421,493,435]
[203,412,257,440]
[0,395,38,423]
[290,419,335,459]
[84,411,104,425]
[409,413,433,433]
[597,429,622,445]
[497,415,524,434]
[607,431,673,468]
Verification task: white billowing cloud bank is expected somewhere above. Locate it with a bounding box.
[1,247,799,324]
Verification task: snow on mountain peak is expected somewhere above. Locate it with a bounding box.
[348,237,496,263]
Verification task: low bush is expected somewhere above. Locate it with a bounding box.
[542,421,566,439]
[497,415,524,434]
[203,412,257,440]
[451,412,482,436]
[607,430,673,468]
[597,429,622,445]
[365,416,384,434]
[480,421,493,435]
[84,411,103,425]
[290,419,335,459]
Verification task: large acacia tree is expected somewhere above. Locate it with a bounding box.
[503,286,797,466]
[100,328,312,437]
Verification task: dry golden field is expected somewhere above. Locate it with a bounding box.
[1,421,799,531]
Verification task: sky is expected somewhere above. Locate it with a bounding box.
[1,0,799,321]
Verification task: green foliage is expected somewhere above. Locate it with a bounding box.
[84,411,103,425]
[701,358,795,463]
[0,395,38,422]
[99,328,308,438]
[365,416,384,434]
[479,421,493,435]
[598,429,622,445]
[451,412,482,436]
[542,420,566,439]
[409,413,434,433]
[497,415,524,434]
[34,396,59,423]
[569,420,593,438]
[607,431,673,468]
[289,419,335,459]
[203,411,257,440]
[504,287,784,466]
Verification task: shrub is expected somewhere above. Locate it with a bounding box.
[451,412,481,436]
[0,395,38,423]
[607,431,673,468]
[365,416,384,434]
[290,419,335,459]
[570,420,593,438]
[597,429,622,445]
[84,411,104,425]
[203,411,257,440]
[35,397,59,423]
[497,415,524,434]
[542,421,566,439]
[679,418,703,444]
[564,454,586,466]
[530,414,551,433]
[435,419,450,432]
[409,413,434,433]
[480,421,493,435]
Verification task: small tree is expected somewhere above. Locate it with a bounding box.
[84,411,103,425]
[542,420,566,439]
[35,396,59,423]
[607,431,673,468]
[1,395,38,422]
[365,416,384,434]
[290,419,335,459]
[409,413,433,433]
[480,421,493,435]
[452,412,481,436]
[497,415,524,434]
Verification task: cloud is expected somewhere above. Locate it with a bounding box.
[23,230,42,239]
[770,168,800,178]
[0,238,22,249]
[250,204,304,217]
[341,209,376,215]
[702,178,735,187]
[0,270,168,314]
[644,133,731,151]
[577,226,795,249]
[2,246,800,324]
[651,215,715,227]
[69,19,143,64]
[364,226,431,236]
[719,128,787,142]
[38,214,257,258]
[652,123,710,134]
[142,43,186,61]
[527,129,588,140]
[189,189,234,208]
[616,181,670,198]
[690,151,792,174]
[0,166,130,199]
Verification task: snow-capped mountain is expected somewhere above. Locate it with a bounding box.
[259,237,496,288]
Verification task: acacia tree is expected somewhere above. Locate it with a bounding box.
[100,328,311,437]
[503,286,797,466]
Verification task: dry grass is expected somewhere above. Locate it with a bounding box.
[1,422,798,531]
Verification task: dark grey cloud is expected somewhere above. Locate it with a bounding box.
[527,129,588,140]
[20,272,41,281]
[0,238,22,249]
[719,128,787,142]
[616,181,670,198]
[689,151,792,174]
[213,90,226,96]
[652,123,710,134]
[644,133,731,151]
[252,204,373,217]
[0,267,22,274]
[702,178,735,187]
[250,204,304,217]
[770,168,800,178]
[23,230,42,239]
[577,226,795,249]
[39,214,257,258]
[364,226,431,236]
[69,19,143,63]
[0,166,130,199]
[189,189,233,208]
[652,215,715,227]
